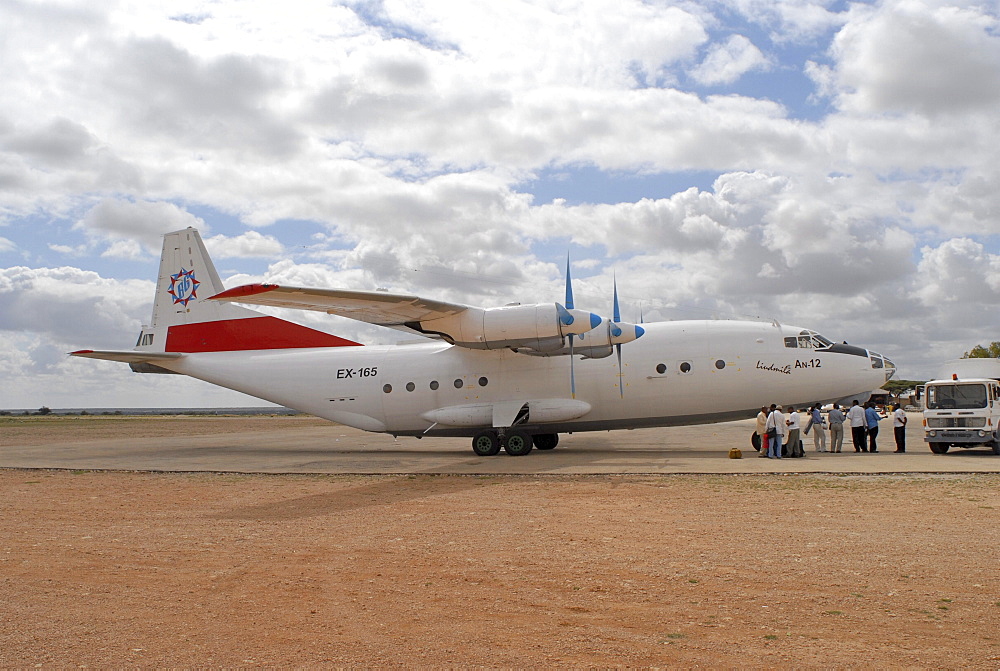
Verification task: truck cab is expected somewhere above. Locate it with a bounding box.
[922,359,1000,455]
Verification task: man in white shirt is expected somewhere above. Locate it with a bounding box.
[845,400,868,452]
[892,404,908,453]
[786,407,801,457]
[765,404,786,459]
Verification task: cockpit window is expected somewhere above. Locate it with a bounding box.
[786,330,834,349]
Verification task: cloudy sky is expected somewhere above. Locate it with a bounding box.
[2,0,998,408]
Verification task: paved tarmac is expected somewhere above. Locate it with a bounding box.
[3,413,999,475]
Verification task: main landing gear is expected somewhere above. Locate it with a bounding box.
[471,430,560,456]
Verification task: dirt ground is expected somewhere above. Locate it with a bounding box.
[3,418,1000,667]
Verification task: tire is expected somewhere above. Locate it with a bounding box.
[929,443,950,454]
[472,430,501,456]
[991,441,1000,456]
[503,430,533,456]
[533,433,559,450]
[750,432,761,452]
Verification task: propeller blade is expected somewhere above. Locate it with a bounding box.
[565,255,574,310]
[566,255,577,399]
[615,342,624,398]
[569,333,576,399]
[608,275,642,344]
[613,275,620,322]
[613,277,624,397]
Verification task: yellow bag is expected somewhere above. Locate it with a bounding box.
[729,447,742,459]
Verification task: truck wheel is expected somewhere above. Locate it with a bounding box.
[929,443,950,454]
[991,441,1000,456]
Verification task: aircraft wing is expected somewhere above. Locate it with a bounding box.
[210,282,608,353]
[209,284,470,334]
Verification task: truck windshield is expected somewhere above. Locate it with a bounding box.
[926,384,988,410]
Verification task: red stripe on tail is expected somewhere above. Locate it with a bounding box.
[165,316,361,353]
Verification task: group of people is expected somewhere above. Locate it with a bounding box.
[755,400,908,458]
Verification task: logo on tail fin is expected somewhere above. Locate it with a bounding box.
[168,268,200,307]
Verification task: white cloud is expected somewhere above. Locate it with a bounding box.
[690,35,770,86]
[0,266,152,343]
[380,0,708,88]
[0,237,15,253]
[76,198,206,256]
[726,0,847,43]
[831,1,1000,116]
[204,231,284,258]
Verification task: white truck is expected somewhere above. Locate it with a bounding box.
[922,358,1000,455]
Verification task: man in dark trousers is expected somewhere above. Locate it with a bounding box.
[892,403,907,453]
[845,399,867,452]
[864,401,884,452]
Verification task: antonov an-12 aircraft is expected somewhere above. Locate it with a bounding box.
[73,228,896,456]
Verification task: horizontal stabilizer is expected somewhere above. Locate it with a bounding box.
[70,350,185,364]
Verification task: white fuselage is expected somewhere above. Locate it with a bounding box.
[158,320,887,438]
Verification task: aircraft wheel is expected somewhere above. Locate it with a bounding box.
[929,443,950,454]
[533,433,559,450]
[472,430,501,456]
[503,430,533,456]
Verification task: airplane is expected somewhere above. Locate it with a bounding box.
[73,227,897,456]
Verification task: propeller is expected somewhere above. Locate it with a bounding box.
[561,256,602,398]
[613,277,624,397]
[561,259,644,399]
[566,257,578,399]
[609,275,645,397]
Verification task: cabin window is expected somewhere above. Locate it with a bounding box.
[715,359,726,370]
[429,380,439,390]
[478,377,489,387]
[679,361,692,374]
[784,337,797,348]
[405,382,415,392]
[655,363,666,374]
[383,384,392,393]
[453,378,464,389]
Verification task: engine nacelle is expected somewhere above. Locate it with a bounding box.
[528,319,646,358]
[416,303,601,350]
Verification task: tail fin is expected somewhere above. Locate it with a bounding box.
[136,228,360,353]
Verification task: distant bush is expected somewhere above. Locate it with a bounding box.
[37,406,52,415]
